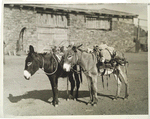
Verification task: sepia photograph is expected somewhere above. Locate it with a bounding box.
[2,2,148,117]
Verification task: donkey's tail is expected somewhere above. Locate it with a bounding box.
[79,66,82,83]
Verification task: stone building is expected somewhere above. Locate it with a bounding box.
[4,4,138,53]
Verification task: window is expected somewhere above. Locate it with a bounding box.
[86,17,112,30]
[36,13,68,28]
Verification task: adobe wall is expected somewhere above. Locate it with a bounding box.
[4,6,135,53]
[69,14,135,52]
[4,7,37,54]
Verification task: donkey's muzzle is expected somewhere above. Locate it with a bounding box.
[63,63,71,72]
[24,70,31,80]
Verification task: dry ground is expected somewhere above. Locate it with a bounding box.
[3,52,148,116]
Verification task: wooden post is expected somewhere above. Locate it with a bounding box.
[138,18,140,51]
[135,18,140,53]
[3,41,5,64]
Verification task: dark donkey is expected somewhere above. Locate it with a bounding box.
[62,45,98,106]
[24,45,82,107]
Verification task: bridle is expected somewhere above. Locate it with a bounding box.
[41,53,58,76]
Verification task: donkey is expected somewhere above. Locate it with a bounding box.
[93,45,129,100]
[24,45,82,107]
[62,45,98,106]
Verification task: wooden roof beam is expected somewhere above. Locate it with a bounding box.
[70,10,79,14]
[19,5,23,11]
[37,9,67,15]
[9,4,14,10]
[9,4,14,7]
[43,6,47,11]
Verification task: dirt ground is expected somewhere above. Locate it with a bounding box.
[3,52,148,117]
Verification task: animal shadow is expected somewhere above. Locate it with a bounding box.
[8,90,66,104]
[97,93,124,100]
[8,90,90,104]
[8,90,121,104]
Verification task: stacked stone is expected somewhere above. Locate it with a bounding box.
[4,6,136,54]
[4,7,37,54]
[68,14,135,52]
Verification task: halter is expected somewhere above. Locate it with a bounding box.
[41,53,58,76]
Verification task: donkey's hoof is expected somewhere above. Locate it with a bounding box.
[112,98,117,101]
[66,98,70,101]
[75,98,78,101]
[123,98,127,101]
[91,101,97,106]
[92,103,97,107]
[123,97,128,100]
[68,94,74,100]
[54,104,58,107]
[87,102,92,106]
[87,103,91,106]
[124,95,129,100]
[93,104,97,107]
[51,100,59,107]
[112,96,119,101]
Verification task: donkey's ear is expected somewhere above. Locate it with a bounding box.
[72,46,77,52]
[29,45,34,53]
[77,44,83,49]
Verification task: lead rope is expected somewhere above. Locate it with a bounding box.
[41,54,58,76]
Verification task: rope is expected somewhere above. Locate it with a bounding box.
[71,66,81,74]
[41,54,58,76]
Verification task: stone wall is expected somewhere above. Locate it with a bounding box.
[68,13,135,52]
[4,6,135,54]
[4,7,37,54]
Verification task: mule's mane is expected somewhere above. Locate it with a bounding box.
[28,51,50,56]
[27,52,54,66]
[38,52,48,56]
